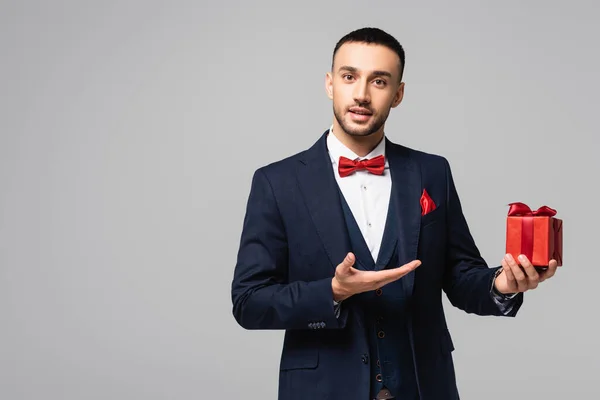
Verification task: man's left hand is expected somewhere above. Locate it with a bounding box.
[494,253,560,294]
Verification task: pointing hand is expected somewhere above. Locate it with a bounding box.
[331,252,421,302]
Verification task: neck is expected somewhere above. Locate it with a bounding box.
[331,120,385,157]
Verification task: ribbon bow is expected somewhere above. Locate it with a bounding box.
[507,202,557,217]
[338,155,385,177]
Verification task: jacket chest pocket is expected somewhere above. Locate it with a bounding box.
[420,202,445,229]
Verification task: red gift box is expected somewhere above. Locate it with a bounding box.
[505,202,563,266]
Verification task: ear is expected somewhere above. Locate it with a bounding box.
[325,72,334,100]
[391,82,405,108]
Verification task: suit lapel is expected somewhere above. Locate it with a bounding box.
[296,131,351,273]
[386,138,422,298]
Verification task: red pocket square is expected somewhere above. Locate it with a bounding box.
[420,189,437,216]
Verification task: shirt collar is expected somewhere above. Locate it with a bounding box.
[326,125,387,165]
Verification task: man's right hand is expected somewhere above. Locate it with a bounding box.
[331,252,421,302]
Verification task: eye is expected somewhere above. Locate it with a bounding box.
[374,79,387,87]
[342,74,354,81]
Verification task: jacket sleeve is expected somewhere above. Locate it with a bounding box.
[231,168,349,330]
[440,158,523,317]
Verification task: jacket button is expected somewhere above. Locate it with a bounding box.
[361,354,369,364]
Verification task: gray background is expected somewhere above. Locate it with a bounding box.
[1,1,598,399]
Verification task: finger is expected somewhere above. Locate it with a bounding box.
[373,260,421,286]
[518,254,539,289]
[505,253,528,292]
[539,259,558,282]
[501,258,517,290]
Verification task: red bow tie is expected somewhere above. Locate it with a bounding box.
[338,155,385,177]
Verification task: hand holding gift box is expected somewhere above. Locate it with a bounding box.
[493,202,563,295]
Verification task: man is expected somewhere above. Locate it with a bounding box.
[231,27,560,400]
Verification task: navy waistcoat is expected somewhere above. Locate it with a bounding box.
[338,187,418,399]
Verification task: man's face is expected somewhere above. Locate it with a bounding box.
[326,42,404,138]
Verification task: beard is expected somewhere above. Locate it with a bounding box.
[332,102,390,138]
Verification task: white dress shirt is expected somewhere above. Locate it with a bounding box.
[326,127,391,263]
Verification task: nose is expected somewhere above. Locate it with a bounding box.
[353,80,370,104]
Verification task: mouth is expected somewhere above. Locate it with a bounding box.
[348,107,373,116]
[348,107,373,122]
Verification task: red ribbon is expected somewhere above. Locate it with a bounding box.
[507,202,557,263]
[507,202,557,217]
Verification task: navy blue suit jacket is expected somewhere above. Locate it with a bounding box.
[231,131,523,399]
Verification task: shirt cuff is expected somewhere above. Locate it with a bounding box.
[333,300,341,318]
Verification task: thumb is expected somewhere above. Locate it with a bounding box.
[340,252,355,272]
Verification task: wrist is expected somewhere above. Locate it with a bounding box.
[492,268,505,293]
[493,268,516,295]
[331,277,350,302]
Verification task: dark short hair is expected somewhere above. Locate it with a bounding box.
[332,27,406,81]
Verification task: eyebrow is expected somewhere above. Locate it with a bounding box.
[338,65,393,79]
